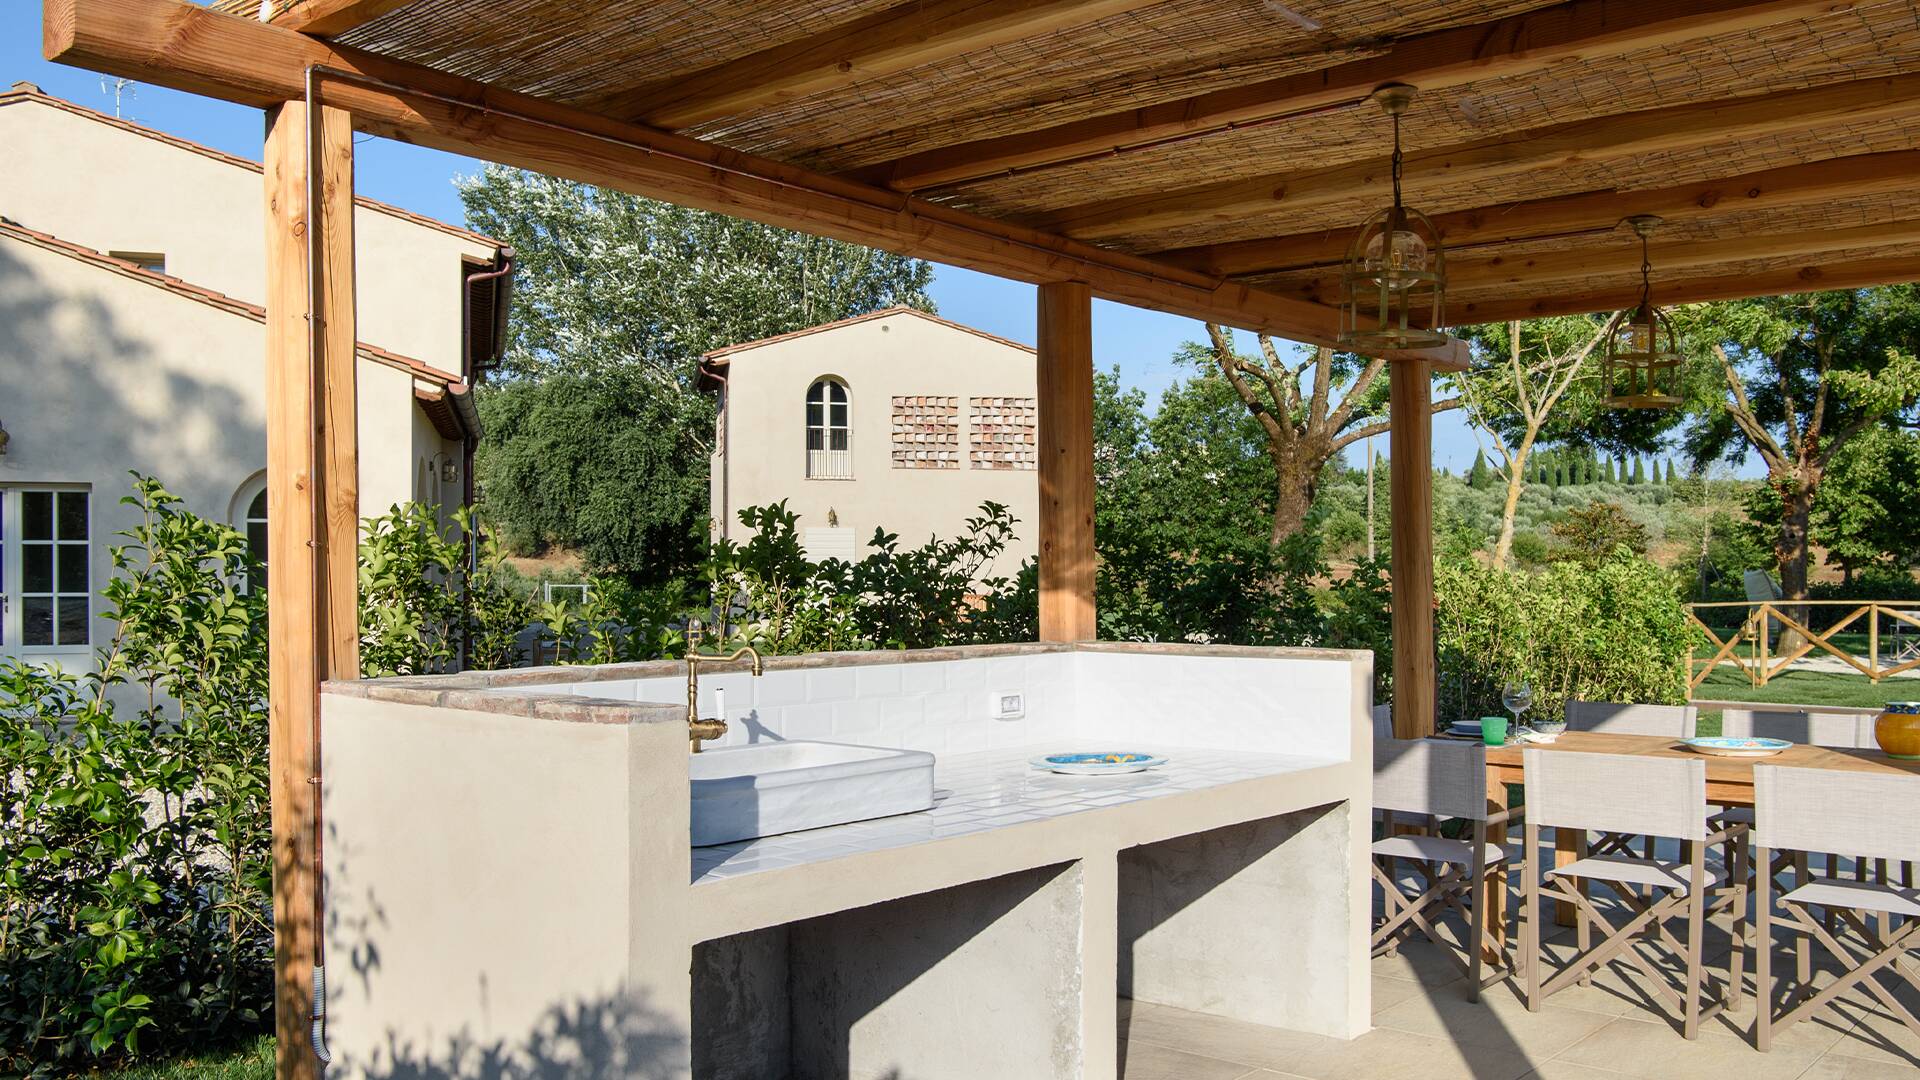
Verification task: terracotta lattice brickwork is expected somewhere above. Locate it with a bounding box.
[969,396,1038,470]
[890,395,961,469]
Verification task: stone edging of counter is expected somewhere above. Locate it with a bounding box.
[322,640,1371,727]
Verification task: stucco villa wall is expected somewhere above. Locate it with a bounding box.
[1,94,496,373]
[0,233,455,661]
[712,310,1042,578]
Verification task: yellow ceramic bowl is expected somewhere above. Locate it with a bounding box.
[1876,702,1920,760]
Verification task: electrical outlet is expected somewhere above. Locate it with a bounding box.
[990,692,1025,720]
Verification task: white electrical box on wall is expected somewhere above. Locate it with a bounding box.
[990,692,1026,720]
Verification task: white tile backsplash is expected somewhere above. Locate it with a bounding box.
[515,650,1354,762]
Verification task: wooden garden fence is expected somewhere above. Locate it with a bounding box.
[1687,599,1920,689]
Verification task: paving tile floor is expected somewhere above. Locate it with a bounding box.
[1119,863,1920,1080]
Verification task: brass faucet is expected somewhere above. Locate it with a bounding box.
[684,619,763,753]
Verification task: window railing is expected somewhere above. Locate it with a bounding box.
[807,448,853,479]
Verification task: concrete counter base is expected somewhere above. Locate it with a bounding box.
[317,642,1374,1079]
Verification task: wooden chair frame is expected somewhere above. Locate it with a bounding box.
[1754,843,1920,1053]
[1373,807,1522,1002]
[1522,819,1748,1039]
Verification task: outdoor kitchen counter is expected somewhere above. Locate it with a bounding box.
[687,743,1353,942]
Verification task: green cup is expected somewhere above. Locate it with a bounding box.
[1479,714,1508,747]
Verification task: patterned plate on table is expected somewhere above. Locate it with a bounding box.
[1030,751,1168,775]
[1681,736,1792,758]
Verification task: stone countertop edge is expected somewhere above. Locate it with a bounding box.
[320,640,1370,727]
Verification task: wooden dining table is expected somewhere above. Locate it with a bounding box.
[1450,730,1920,952]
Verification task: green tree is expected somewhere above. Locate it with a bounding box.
[1685,286,1920,607]
[1454,316,1612,567]
[1549,501,1650,567]
[1468,449,1491,489]
[458,166,935,582]
[1093,359,1321,643]
[1630,458,1645,484]
[1201,327,1460,544]
[1797,425,1920,582]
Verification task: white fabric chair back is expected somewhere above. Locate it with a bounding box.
[1372,703,1394,743]
[1523,749,1707,842]
[1374,738,1488,821]
[1754,764,1920,864]
[1564,700,1698,738]
[1719,708,1875,749]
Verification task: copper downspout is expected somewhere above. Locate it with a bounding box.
[300,64,331,1069]
[458,250,513,669]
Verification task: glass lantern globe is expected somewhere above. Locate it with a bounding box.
[1339,84,1448,353]
[1342,205,1448,351]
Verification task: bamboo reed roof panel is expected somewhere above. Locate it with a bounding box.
[212,0,1920,320]
[1109,112,1920,256]
[942,1,1920,230]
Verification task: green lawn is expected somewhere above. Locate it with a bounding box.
[1693,667,1918,710]
[80,1036,272,1080]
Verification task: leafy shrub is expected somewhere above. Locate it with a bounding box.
[359,505,533,676]
[1434,549,1692,723]
[1549,501,1649,567]
[702,500,1035,654]
[1,478,272,1069]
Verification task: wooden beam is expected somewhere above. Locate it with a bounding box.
[1029,73,1920,243]
[1161,150,1920,278]
[1447,254,1920,324]
[1271,221,1920,303]
[263,99,356,1080]
[43,0,1468,365]
[1037,281,1097,642]
[1388,360,1436,739]
[597,0,1158,130]
[852,0,1841,192]
[273,0,410,36]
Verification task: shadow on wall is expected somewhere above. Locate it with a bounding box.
[322,819,689,1079]
[0,242,267,502]
[358,991,689,1080]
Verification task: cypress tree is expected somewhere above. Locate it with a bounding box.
[1468,449,1490,489]
[1631,458,1645,484]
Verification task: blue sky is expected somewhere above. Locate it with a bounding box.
[3,4,1510,471]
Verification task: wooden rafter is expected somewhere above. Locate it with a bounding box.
[272,0,410,36]
[1160,150,1920,278]
[41,0,1468,365]
[1029,73,1920,243]
[1447,254,1920,325]
[850,0,1842,193]
[595,0,1160,131]
[1271,221,1920,302]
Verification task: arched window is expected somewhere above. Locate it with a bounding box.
[806,378,851,479]
[230,474,269,592]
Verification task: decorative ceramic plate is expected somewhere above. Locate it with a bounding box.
[1682,736,1792,758]
[1030,751,1168,775]
[1445,723,1484,738]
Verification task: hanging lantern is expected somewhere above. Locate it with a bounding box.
[1340,83,1447,352]
[1601,215,1684,409]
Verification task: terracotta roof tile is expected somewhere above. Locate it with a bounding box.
[700,306,1037,362]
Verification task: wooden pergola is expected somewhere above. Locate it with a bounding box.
[40,0,1920,1073]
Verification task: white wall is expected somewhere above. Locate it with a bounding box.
[713,310,1042,577]
[1,94,497,374]
[0,234,452,662]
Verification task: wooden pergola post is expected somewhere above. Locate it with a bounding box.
[1387,359,1437,739]
[1036,280,1096,641]
[263,98,358,1080]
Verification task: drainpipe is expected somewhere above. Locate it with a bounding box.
[458,249,514,669]
[301,64,332,1070]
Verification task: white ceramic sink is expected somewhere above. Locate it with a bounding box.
[689,741,935,847]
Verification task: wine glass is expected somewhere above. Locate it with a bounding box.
[1501,680,1535,734]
